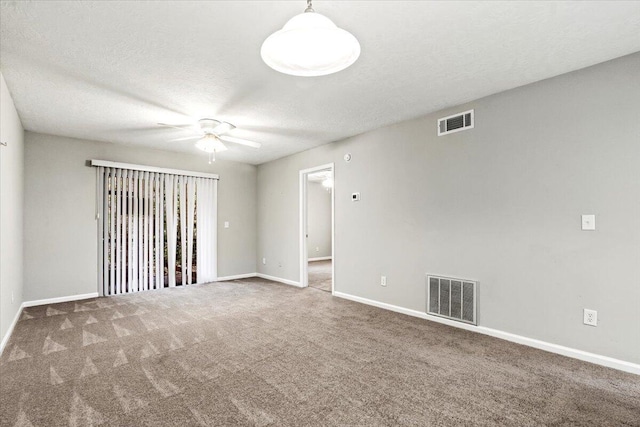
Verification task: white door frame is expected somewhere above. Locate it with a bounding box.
[299,163,335,293]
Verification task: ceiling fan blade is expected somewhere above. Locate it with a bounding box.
[157,122,198,132]
[219,136,261,149]
[211,121,236,136]
[169,135,202,142]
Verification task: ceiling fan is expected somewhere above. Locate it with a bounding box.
[158,118,261,163]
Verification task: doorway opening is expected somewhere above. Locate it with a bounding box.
[299,163,334,293]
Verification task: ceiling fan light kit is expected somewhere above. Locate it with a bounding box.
[195,134,228,164]
[157,118,261,162]
[195,135,228,154]
[261,0,360,76]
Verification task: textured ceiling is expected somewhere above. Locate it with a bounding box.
[1,1,639,165]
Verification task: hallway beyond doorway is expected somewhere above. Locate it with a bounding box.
[308,260,332,292]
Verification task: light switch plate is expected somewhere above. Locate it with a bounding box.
[224,221,230,228]
[581,214,596,231]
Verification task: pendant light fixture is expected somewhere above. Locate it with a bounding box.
[261,0,360,77]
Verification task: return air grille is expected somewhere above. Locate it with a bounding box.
[437,109,474,136]
[427,275,477,325]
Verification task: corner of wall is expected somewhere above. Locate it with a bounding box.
[0,72,26,353]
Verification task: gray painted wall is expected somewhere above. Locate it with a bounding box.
[307,181,332,258]
[257,53,640,364]
[0,73,24,345]
[24,132,257,301]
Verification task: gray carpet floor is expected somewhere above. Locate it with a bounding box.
[308,260,332,292]
[1,278,639,426]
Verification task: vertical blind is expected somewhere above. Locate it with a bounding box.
[96,166,217,296]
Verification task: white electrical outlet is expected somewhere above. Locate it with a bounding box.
[11,292,14,303]
[316,246,319,252]
[262,258,266,265]
[583,309,598,326]
[381,276,387,287]
[224,221,230,228]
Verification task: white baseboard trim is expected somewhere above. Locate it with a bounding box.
[256,273,303,288]
[333,291,640,376]
[216,273,258,281]
[22,292,100,308]
[308,256,332,262]
[0,303,23,356]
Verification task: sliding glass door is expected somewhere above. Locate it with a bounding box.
[95,166,217,296]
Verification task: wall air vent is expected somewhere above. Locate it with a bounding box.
[426,274,477,325]
[437,109,474,136]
